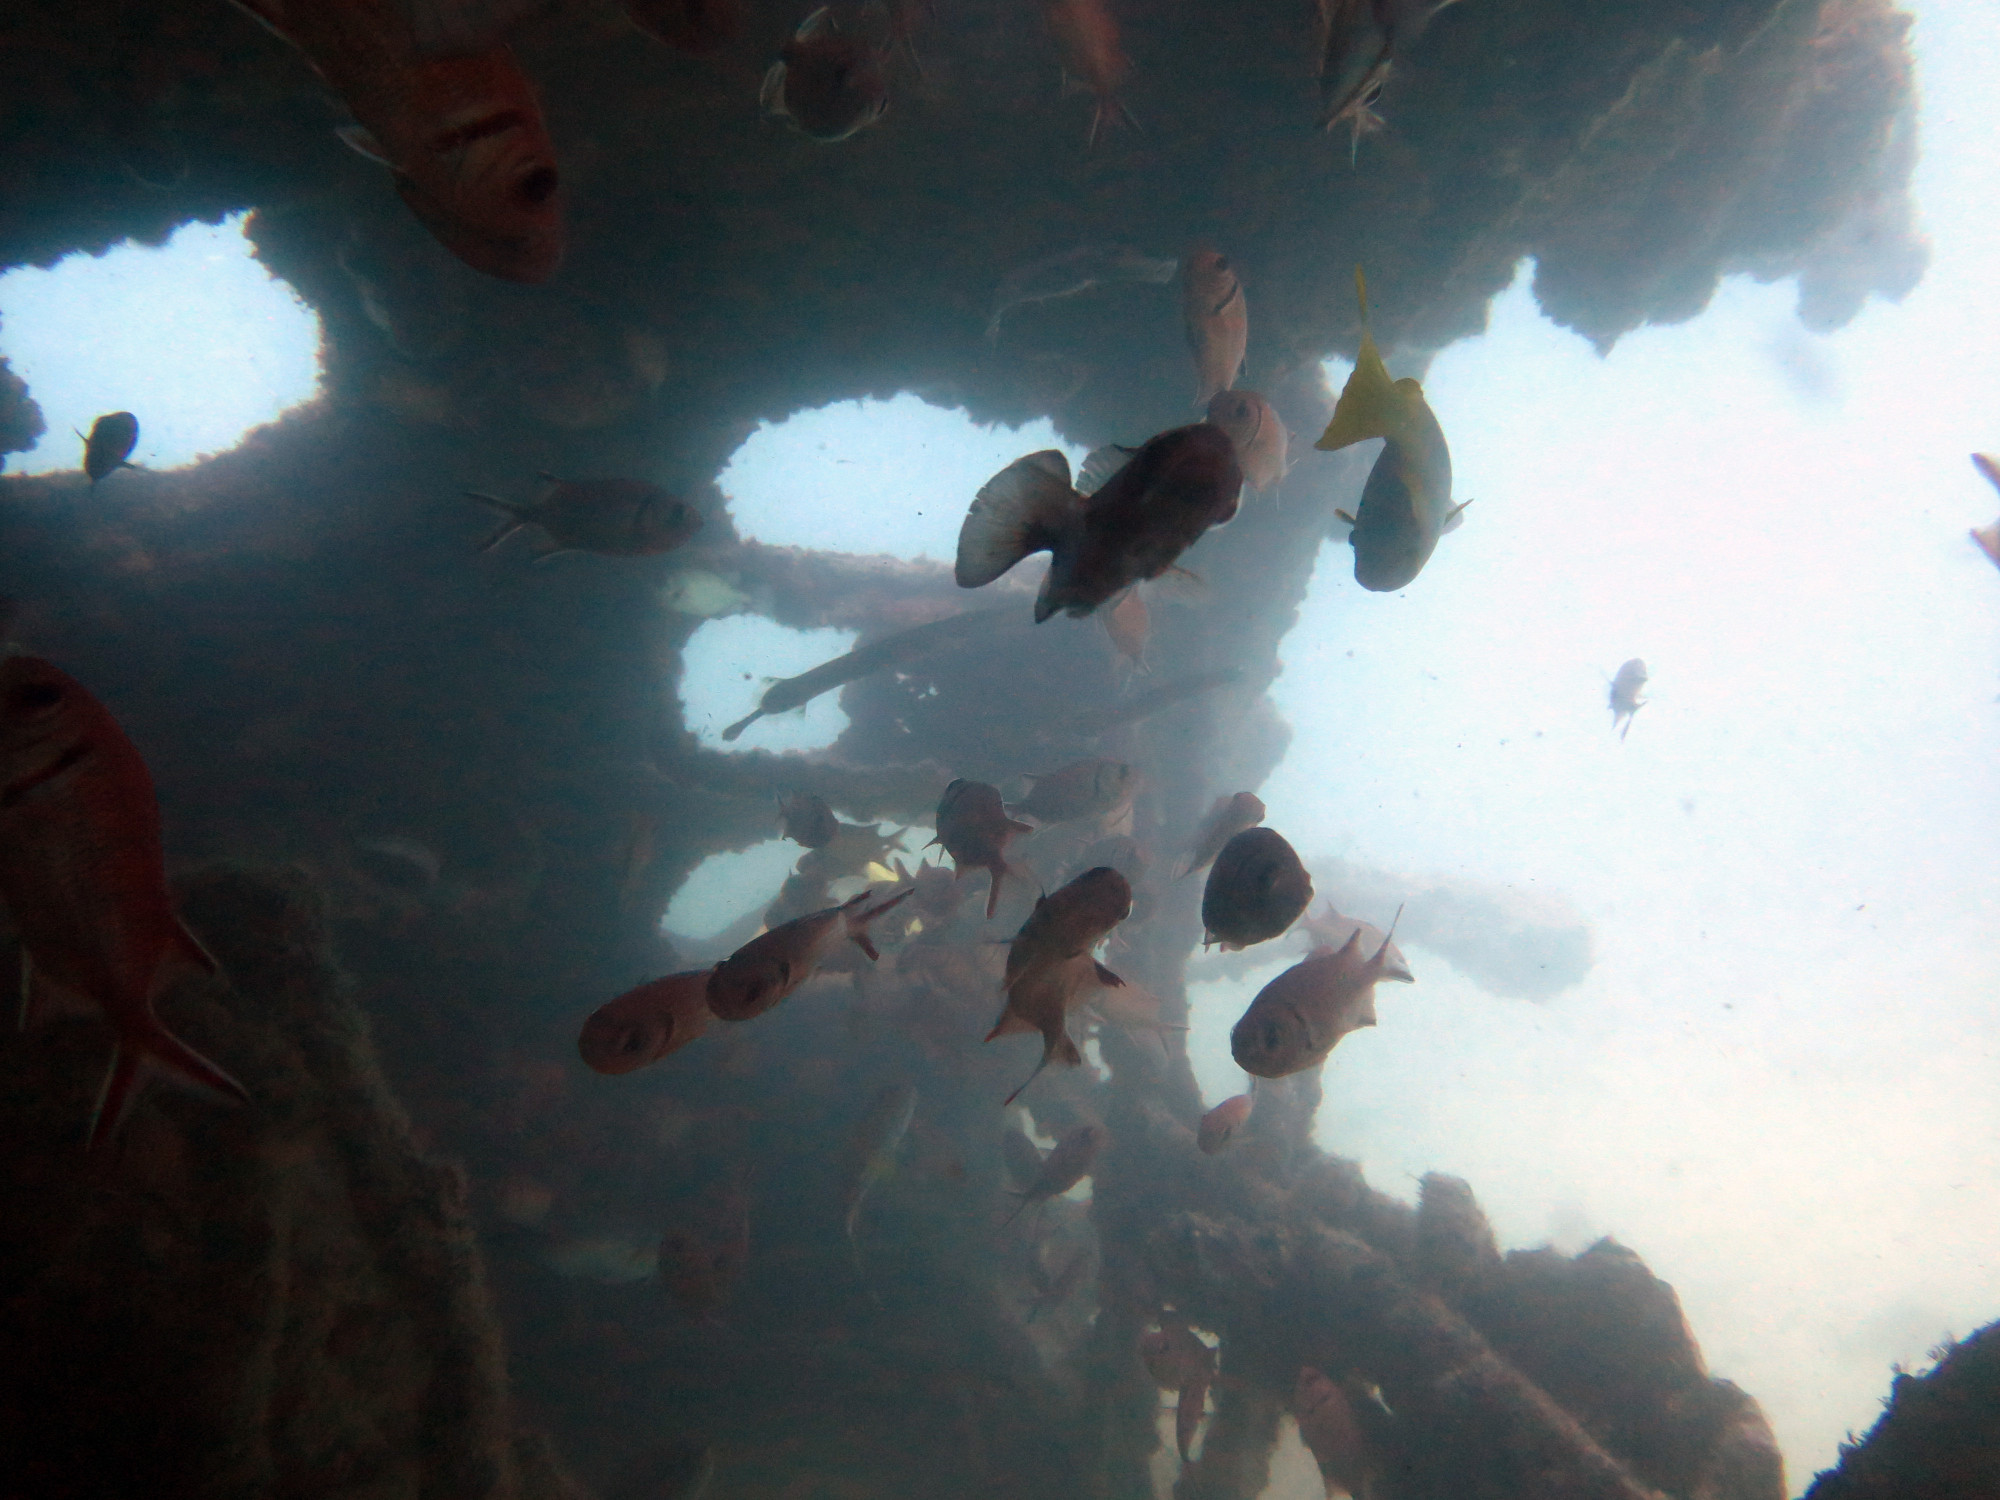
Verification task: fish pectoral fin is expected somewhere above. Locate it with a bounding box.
[758,61,790,117]
[1091,961,1126,988]
[1316,331,1401,451]
[956,452,1077,588]
[335,125,401,171]
[87,1022,251,1148]
[1440,498,1471,535]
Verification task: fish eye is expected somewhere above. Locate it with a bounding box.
[7,681,61,711]
[514,166,559,205]
[616,1027,646,1055]
[1261,1021,1283,1052]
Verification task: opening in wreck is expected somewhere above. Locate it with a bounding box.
[0,212,322,476]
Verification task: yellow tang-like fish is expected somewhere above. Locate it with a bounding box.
[1316,266,1467,591]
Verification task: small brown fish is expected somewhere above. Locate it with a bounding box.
[228,0,564,281]
[760,7,889,143]
[779,791,840,848]
[933,779,1034,919]
[1005,1120,1107,1224]
[1609,658,1647,740]
[0,656,249,1144]
[625,0,741,51]
[1141,1317,1215,1459]
[1971,455,2000,568]
[660,1184,750,1323]
[1201,827,1312,950]
[1318,0,1458,159]
[1294,1368,1387,1500]
[1231,915,1404,1078]
[81,412,139,485]
[707,887,911,1021]
[986,950,1122,1105]
[466,475,702,558]
[1003,866,1132,998]
[1205,390,1288,493]
[1040,0,1134,146]
[1175,791,1266,881]
[1010,757,1138,827]
[578,969,713,1075]
[956,425,1243,622]
[1196,1091,1253,1154]
[1183,248,1248,407]
[1299,903,1413,983]
[1104,589,1149,670]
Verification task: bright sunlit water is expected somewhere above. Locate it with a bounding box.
[679,613,858,751]
[0,212,322,476]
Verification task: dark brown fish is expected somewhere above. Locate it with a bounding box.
[578,969,712,1074]
[985,951,1121,1105]
[1201,827,1312,950]
[956,425,1243,622]
[1175,790,1265,880]
[1009,757,1137,826]
[1005,1120,1106,1223]
[0,656,249,1144]
[707,887,910,1021]
[1003,866,1131,997]
[228,0,564,281]
[80,412,139,485]
[1230,917,1404,1078]
[779,791,840,848]
[933,779,1034,919]
[466,474,702,557]
[760,6,889,142]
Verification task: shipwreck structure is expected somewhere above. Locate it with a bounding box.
[0,0,1962,1495]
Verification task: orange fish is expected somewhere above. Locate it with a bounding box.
[1196,1090,1253,1153]
[0,656,249,1144]
[986,950,1122,1105]
[1040,0,1134,145]
[227,0,564,282]
[578,969,713,1074]
[660,1183,751,1323]
[1175,790,1265,881]
[466,475,703,558]
[1230,912,1407,1078]
[1201,826,1312,950]
[1298,903,1413,983]
[1205,390,1289,493]
[707,887,911,1021]
[1002,866,1131,998]
[932,779,1034,919]
[1183,248,1248,407]
[1004,1120,1107,1224]
[1293,1367,1387,1499]
[1140,1316,1215,1459]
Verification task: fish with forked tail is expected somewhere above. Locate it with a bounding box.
[986,951,1122,1105]
[466,475,702,557]
[932,779,1034,920]
[1317,267,1465,591]
[707,887,911,1021]
[1003,866,1131,999]
[1230,910,1408,1078]
[0,656,250,1144]
[578,969,713,1074]
[1004,1120,1106,1225]
[956,426,1241,622]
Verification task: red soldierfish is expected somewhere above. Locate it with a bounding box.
[466,475,703,558]
[1002,866,1131,998]
[1040,0,1135,146]
[1300,903,1413,983]
[1205,390,1289,493]
[0,657,249,1144]
[1230,913,1407,1079]
[660,1184,750,1323]
[1141,1317,1216,1460]
[578,969,713,1074]
[933,779,1034,920]
[1004,1120,1107,1224]
[1175,790,1265,881]
[1196,1091,1253,1154]
[706,887,911,1021]
[1183,248,1248,407]
[957,425,1243,623]
[227,0,564,282]
[1200,826,1312,950]
[986,950,1122,1105]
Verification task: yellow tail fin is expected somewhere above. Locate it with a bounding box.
[1315,267,1403,451]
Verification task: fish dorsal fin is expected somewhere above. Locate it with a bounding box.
[1075,444,1134,498]
[956,451,1077,588]
[337,125,401,170]
[1365,905,1405,977]
[1440,499,1470,535]
[1975,453,2000,496]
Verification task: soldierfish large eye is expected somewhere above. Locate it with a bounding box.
[7,681,61,712]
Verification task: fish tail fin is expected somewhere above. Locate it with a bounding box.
[1974,453,2000,495]
[849,888,912,960]
[465,492,530,553]
[721,710,763,741]
[88,1023,250,1148]
[1441,498,1471,534]
[958,452,1076,589]
[1315,330,1400,452]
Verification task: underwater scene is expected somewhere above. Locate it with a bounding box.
[1,0,1995,1495]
